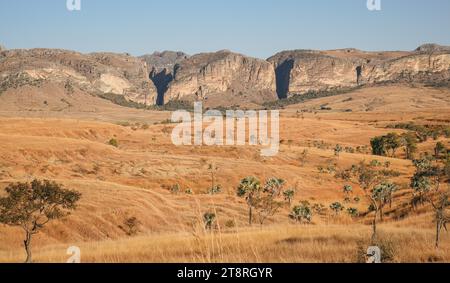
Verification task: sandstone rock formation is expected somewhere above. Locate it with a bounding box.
[268,46,450,98]
[1,44,449,108]
[140,51,189,105]
[164,50,277,106]
[0,49,157,105]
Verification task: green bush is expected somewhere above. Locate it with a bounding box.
[108,138,119,147]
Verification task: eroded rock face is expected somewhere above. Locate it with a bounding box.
[268,46,450,97]
[0,49,157,105]
[140,51,189,105]
[364,52,450,84]
[1,44,449,107]
[164,50,277,105]
[140,51,189,73]
[269,50,366,98]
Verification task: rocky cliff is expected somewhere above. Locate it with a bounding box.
[139,51,189,105]
[164,50,277,106]
[0,49,157,105]
[1,44,449,108]
[268,46,450,98]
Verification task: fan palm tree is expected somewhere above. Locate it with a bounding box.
[237,176,261,225]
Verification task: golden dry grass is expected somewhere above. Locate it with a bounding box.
[1,223,448,263]
[0,85,449,263]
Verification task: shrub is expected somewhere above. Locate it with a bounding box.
[170,184,180,194]
[108,138,119,147]
[347,207,359,217]
[289,201,312,223]
[330,202,344,216]
[225,219,236,229]
[203,212,216,230]
[207,185,222,195]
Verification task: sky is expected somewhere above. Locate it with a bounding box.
[0,0,449,59]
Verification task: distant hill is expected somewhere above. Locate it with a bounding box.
[1,44,449,108]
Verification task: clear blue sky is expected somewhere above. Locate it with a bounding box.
[1,0,449,58]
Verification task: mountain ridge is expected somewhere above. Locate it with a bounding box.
[1,44,449,108]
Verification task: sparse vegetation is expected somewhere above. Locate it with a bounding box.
[289,201,312,223]
[262,87,360,109]
[108,138,119,147]
[203,212,216,230]
[0,180,81,263]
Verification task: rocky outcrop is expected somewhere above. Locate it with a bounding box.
[164,50,277,105]
[140,51,189,105]
[268,50,366,98]
[140,51,189,73]
[363,52,450,84]
[0,49,157,105]
[268,46,450,98]
[415,43,450,53]
[1,44,449,107]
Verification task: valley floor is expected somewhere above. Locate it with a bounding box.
[0,85,449,263]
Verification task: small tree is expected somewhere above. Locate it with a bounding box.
[343,185,353,198]
[337,161,386,241]
[0,180,81,263]
[330,202,344,216]
[402,132,417,160]
[207,184,222,195]
[283,188,295,205]
[371,136,387,156]
[290,201,312,223]
[203,212,216,230]
[334,144,343,159]
[384,133,402,157]
[372,182,397,221]
[410,157,435,206]
[347,207,359,218]
[429,191,449,249]
[207,163,219,192]
[416,162,449,249]
[434,142,445,159]
[108,138,119,148]
[257,178,288,225]
[237,177,261,225]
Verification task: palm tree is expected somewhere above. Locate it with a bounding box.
[264,177,285,196]
[283,189,295,205]
[237,176,261,225]
[330,202,344,216]
[207,163,219,192]
[343,185,353,198]
[203,212,216,230]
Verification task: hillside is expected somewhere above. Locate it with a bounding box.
[0,85,449,262]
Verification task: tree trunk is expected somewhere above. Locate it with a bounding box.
[379,206,383,221]
[436,221,441,249]
[24,231,32,263]
[248,206,253,225]
[371,209,378,243]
